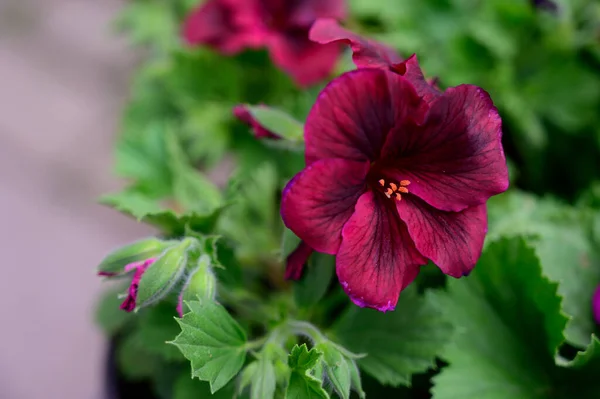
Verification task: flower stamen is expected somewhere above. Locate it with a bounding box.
[377,178,411,201]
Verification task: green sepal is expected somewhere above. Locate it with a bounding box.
[136,238,195,310]
[178,254,217,315]
[97,237,176,276]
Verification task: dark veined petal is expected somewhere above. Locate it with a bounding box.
[233,105,280,139]
[382,84,509,212]
[285,241,314,280]
[309,18,402,68]
[336,191,427,312]
[267,31,341,87]
[305,68,425,164]
[396,199,487,278]
[281,159,369,254]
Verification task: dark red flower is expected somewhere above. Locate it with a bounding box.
[310,18,439,102]
[233,104,280,139]
[183,0,346,86]
[281,67,508,311]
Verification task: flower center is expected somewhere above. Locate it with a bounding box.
[377,178,410,201]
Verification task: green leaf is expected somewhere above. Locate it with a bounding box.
[250,349,277,399]
[130,302,185,362]
[430,237,568,399]
[286,344,329,399]
[245,105,304,141]
[487,191,600,348]
[95,284,133,335]
[166,128,223,214]
[100,191,222,237]
[332,285,451,386]
[173,371,236,399]
[136,238,194,310]
[172,300,248,393]
[559,335,600,369]
[97,237,176,275]
[293,253,335,309]
[316,343,351,399]
[116,333,159,381]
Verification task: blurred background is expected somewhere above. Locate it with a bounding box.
[0,0,148,398]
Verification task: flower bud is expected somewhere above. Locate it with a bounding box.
[97,237,177,276]
[177,254,217,316]
[134,238,196,311]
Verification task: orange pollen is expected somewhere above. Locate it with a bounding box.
[377,177,410,200]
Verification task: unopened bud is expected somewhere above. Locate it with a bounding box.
[177,254,217,316]
[134,238,196,310]
[97,237,176,276]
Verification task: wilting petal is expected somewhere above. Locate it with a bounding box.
[233,105,280,139]
[310,18,402,68]
[336,191,427,311]
[267,31,341,87]
[285,241,314,280]
[305,68,424,164]
[397,199,487,278]
[389,55,440,102]
[290,0,347,26]
[593,285,600,325]
[120,259,155,312]
[382,85,509,212]
[281,158,369,254]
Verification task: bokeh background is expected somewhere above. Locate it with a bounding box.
[0,0,148,398]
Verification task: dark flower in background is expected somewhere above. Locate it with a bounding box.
[183,0,346,86]
[281,65,509,311]
[530,0,558,13]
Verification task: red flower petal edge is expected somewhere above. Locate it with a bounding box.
[233,104,280,139]
[285,241,314,280]
[120,259,155,312]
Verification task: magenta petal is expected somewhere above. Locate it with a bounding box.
[310,18,402,69]
[281,158,369,254]
[120,259,154,312]
[336,191,427,312]
[267,33,341,87]
[383,85,509,212]
[285,241,314,280]
[290,0,347,26]
[305,68,423,165]
[397,200,487,278]
[233,105,280,139]
[593,285,600,325]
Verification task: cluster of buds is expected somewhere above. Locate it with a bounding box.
[97,237,217,316]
